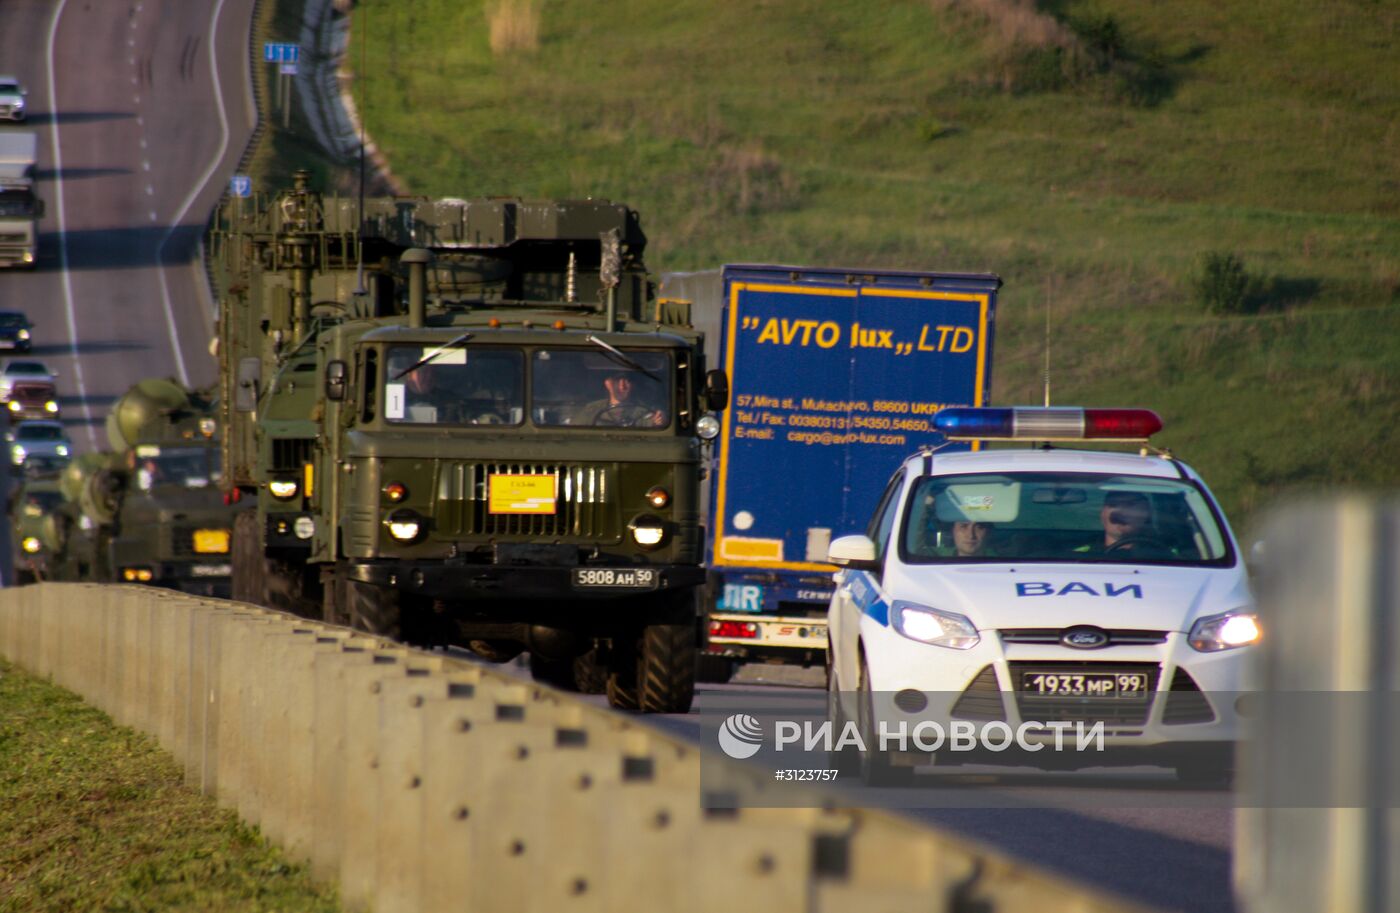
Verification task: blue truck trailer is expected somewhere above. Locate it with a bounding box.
[660,265,1000,678]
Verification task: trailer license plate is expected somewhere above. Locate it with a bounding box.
[193,529,231,554]
[572,568,659,590]
[1021,671,1149,698]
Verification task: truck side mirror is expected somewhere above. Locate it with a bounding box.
[235,357,260,412]
[325,360,348,401]
[703,369,729,412]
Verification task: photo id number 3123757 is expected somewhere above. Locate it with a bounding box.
[774,769,839,782]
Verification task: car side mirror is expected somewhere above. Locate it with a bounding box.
[703,369,729,412]
[235,357,260,412]
[325,360,348,401]
[828,534,879,569]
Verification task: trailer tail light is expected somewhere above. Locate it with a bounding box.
[710,620,760,639]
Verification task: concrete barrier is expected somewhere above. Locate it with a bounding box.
[0,583,1154,913]
[1236,498,1400,913]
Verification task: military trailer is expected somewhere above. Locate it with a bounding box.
[209,173,728,712]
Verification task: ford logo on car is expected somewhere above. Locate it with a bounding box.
[1061,627,1109,649]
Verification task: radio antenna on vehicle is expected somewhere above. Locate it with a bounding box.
[1042,282,1053,407]
[352,4,368,297]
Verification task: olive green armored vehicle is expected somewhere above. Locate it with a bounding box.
[209,173,728,712]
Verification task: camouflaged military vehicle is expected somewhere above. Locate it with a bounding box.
[7,467,65,583]
[209,172,728,712]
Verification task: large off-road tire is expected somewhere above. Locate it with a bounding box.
[637,623,697,713]
[573,649,608,694]
[345,579,402,641]
[230,509,261,604]
[321,570,351,628]
[264,555,318,617]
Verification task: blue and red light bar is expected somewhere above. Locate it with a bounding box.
[934,407,1163,442]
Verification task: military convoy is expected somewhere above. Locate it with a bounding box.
[208,172,728,712]
[5,378,238,595]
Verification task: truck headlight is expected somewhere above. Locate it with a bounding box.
[891,601,980,650]
[1188,611,1260,652]
[6,401,18,412]
[696,414,721,440]
[20,536,41,554]
[122,567,155,582]
[629,515,668,549]
[11,446,25,464]
[44,401,58,413]
[385,509,425,543]
[17,329,29,341]
[56,445,69,457]
[268,479,299,500]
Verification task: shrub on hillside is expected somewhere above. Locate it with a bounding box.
[1194,251,1260,314]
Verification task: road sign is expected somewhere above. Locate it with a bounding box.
[262,42,300,64]
[280,63,299,76]
[229,175,252,198]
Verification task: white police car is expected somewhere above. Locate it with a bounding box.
[825,407,1257,786]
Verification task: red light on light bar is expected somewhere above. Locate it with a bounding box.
[710,620,760,639]
[1083,409,1163,439]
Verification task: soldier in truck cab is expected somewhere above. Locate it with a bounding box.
[574,369,667,428]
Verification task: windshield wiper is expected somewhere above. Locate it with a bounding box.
[393,332,475,380]
[585,335,661,381]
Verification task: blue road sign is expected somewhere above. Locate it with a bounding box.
[262,42,300,64]
[230,175,252,198]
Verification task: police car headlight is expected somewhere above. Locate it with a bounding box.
[1188,611,1260,652]
[695,414,721,441]
[385,509,425,543]
[891,601,980,650]
[268,479,299,500]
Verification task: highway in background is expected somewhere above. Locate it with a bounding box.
[2,3,1232,911]
[0,0,255,581]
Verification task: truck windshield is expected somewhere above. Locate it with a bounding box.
[383,345,524,426]
[900,472,1232,566]
[533,349,672,429]
[0,189,35,217]
[137,447,221,491]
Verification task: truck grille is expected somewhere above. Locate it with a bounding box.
[435,462,620,539]
[271,438,314,471]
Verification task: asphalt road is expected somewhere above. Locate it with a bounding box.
[1,3,1234,910]
[0,0,255,581]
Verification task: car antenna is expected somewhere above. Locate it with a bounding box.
[352,3,368,298]
[1042,281,1053,408]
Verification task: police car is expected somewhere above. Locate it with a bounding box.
[825,407,1257,786]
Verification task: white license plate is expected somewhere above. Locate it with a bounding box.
[1021,671,1150,699]
[572,568,659,589]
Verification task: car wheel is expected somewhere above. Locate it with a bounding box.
[857,652,914,788]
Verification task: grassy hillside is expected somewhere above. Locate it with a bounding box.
[332,0,1399,529]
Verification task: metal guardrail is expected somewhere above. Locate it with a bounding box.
[0,583,1154,913]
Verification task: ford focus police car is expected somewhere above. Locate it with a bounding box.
[825,407,1257,786]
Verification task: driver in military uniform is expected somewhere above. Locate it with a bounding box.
[574,369,666,427]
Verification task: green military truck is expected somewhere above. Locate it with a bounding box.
[39,380,237,593]
[7,467,65,583]
[210,173,727,712]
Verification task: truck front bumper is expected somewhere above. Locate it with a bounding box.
[347,560,706,601]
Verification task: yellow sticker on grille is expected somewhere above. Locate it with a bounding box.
[488,475,558,515]
[193,529,231,554]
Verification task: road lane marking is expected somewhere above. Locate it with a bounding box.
[46,0,97,449]
[155,0,234,385]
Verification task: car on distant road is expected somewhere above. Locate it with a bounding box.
[0,77,26,122]
[0,359,55,401]
[826,407,1257,787]
[7,419,71,467]
[0,311,33,352]
[5,377,58,420]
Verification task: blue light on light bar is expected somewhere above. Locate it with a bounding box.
[935,407,1162,441]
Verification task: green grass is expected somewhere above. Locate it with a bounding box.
[256,0,1400,531]
[0,659,339,913]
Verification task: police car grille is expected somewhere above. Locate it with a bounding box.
[1009,661,1161,726]
[435,462,620,539]
[999,628,1169,646]
[951,665,1006,721]
[1162,668,1216,724]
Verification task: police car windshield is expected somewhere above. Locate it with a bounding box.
[901,472,1231,566]
[383,345,524,426]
